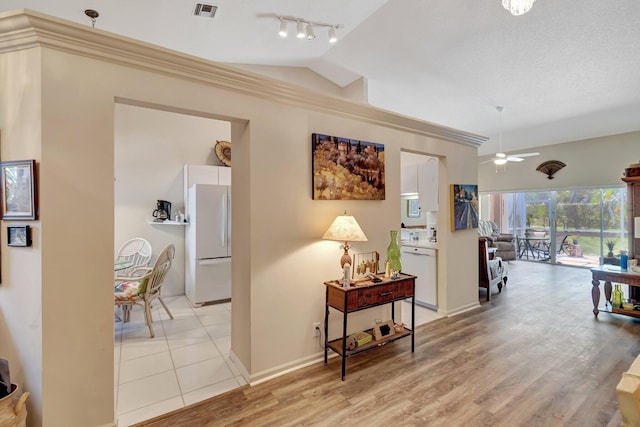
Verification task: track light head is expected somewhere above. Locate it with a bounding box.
[328,26,337,43]
[296,21,305,38]
[278,19,287,37]
[306,24,316,40]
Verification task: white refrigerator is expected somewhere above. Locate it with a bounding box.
[185,184,231,306]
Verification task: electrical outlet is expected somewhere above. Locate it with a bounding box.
[312,322,321,337]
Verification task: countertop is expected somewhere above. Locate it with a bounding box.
[401,240,438,249]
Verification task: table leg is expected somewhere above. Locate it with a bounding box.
[592,278,600,317]
[323,305,329,365]
[341,310,347,381]
[604,281,612,304]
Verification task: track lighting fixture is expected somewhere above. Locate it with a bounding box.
[306,24,316,40]
[328,26,337,43]
[278,18,287,37]
[277,16,342,44]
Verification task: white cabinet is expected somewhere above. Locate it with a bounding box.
[401,246,437,309]
[418,158,438,212]
[401,164,418,194]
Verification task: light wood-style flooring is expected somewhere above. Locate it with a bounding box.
[135,261,638,426]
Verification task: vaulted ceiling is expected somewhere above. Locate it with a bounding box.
[3,0,639,156]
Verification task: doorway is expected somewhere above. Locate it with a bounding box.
[114,103,242,425]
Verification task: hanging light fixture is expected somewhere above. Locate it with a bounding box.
[277,16,342,44]
[502,0,537,16]
[278,18,288,37]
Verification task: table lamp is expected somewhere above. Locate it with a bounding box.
[322,211,368,268]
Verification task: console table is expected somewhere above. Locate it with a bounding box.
[324,274,416,380]
[591,266,640,318]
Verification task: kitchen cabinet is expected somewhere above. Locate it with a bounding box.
[418,158,438,212]
[401,245,437,309]
[401,159,438,212]
[401,164,418,194]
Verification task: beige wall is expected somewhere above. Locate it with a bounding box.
[0,10,483,426]
[479,131,640,193]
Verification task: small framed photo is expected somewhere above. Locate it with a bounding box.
[407,199,420,217]
[7,225,32,247]
[373,320,395,341]
[1,160,37,220]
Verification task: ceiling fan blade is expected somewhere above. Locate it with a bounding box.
[509,152,540,158]
[480,158,497,164]
[506,156,524,162]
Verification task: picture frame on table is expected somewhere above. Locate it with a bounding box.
[1,160,37,220]
[7,225,31,247]
[373,320,395,341]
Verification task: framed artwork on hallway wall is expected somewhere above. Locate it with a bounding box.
[1,159,37,221]
[450,184,478,231]
[311,133,385,200]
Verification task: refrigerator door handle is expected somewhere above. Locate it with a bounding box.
[221,193,227,248]
[198,258,229,266]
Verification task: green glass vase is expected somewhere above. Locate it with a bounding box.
[613,284,623,308]
[387,230,402,275]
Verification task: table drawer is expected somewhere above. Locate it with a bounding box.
[355,283,401,309]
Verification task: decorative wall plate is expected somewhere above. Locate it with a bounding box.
[214,140,231,167]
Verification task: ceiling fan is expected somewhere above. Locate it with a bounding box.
[482,106,540,165]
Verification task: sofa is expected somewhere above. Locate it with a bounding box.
[478,220,517,261]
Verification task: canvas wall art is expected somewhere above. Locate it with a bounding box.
[312,133,385,200]
[450,184,478,231]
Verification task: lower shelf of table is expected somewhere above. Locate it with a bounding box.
[599,304,640,319]
[327,327,412,357]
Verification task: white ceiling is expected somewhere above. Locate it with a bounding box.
[3,0,640,156]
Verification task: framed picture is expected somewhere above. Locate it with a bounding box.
[311,133,385,200]
[7,225,32,247]
[373,320,395,341]
[450,184,478,231]
[407,199,420,217]
[1,160,37,220]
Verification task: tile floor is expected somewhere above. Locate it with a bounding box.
[114,296,246,427]
[114,295,440,426]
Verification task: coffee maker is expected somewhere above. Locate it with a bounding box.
[152,200,172,222]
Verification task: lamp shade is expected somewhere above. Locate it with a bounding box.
[322,214,368,242]
[635,217,640,239]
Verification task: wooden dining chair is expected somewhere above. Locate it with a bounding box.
[114,244,175,338]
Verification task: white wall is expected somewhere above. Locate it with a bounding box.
[114,104,231,296]
[479,131,640,193]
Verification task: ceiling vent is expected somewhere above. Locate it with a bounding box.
[193,3,217,18]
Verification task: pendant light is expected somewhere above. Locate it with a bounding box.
[502,0,536,16]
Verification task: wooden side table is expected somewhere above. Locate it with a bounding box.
[324,274,416,380]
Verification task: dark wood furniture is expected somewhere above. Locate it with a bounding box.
[591,266,640,318]
[479,237,507,301]
[324,274,416,380]
[622,175,640,300]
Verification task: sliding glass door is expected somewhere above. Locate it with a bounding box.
[480,187,627,268]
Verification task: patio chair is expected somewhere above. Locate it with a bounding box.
[114,244,175,338]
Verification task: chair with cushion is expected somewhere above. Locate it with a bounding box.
[479,237,507,301]
[478,219,517,261]
[115,237,153,280]
[114,243,175,338]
